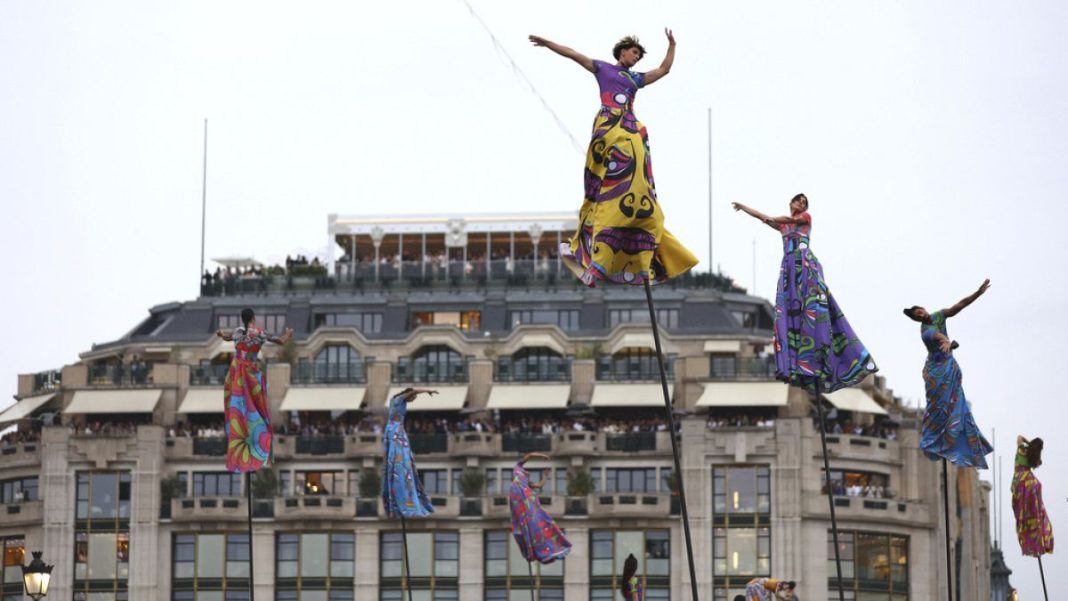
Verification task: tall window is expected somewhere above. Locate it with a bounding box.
[589,530,670,601]
[276,533,355,601]
[496,347,570,382]
[822,469,890,498]
[597,349,675,381]
[605,468,661,494]
[74,472,132,600]
[417,470,449,496]
[510,309,580,331]
[314,312,383,333]
[394,346,468,383]
[192,472,242,497]
[380,531,458,600]
[0,537,25,601]
[828,531,909,600]
[295,344,366,384]
[712,466,771,600]
[295,471,346,496]
[607,308,679,329]
[485,531,564,601]
[172,533,250,600]
[217,315,241,330]
[262,313,287,334]
[409,311,481,332]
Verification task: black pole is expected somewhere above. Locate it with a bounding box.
[400,515,414,601]
[941,459,953,601]
[814,394,845,601]
[528,559,536,601]
[644,280,700,601]
[246,472,256,601]
[1038,556,1049,601]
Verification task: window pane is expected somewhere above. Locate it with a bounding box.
[726,529,757,575]
[615,531,644,573]
[88,533,117,579]
[301,534,329,578]
[197,535,225,579]
[91,473,118,518]
[408,533,433,576]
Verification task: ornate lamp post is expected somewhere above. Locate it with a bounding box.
[21,551,52,600]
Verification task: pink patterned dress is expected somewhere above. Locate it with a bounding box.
[508,463,570,563]
[224,326,280,473]
[1011,443,1054,556]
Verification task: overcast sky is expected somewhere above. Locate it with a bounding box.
[1,1,1064,595]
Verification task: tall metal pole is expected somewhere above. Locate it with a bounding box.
[400,515,414,601]
[942,459,953,601]
[1038,556,1049,601]
[707,107,713,274]
[200,119,208,282]
[246,472,255,601]
[814,392,845,601]
[643,281,700,601]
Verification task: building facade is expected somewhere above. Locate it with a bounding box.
[0,214,992,601]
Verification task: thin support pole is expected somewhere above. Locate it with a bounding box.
[528,560,536,601]
[643,280,700,601]
[941,458,953,601]
[400,515,414,601]
[814,394,845,601]
[200,119,208,282]
[246,472,256,601]
[1038,556,1049,601]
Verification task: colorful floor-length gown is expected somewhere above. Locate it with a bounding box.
[622,575,644,601]
[381,393,433,518]
[1011,442,1054,556]
[508,463,570,563]
[744,578,783,601]
[561,59,697,287]
[917,311,992,468]
[773,213,877,393]
[224,326,280,473]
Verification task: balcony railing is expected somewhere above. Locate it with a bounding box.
[295,436,345,455]
[408,433,448,454]
[495,358,571,382]
[709,357,776,380]
[596,357,675,381]
[291,361,368,385]
[502,434,552,453]
[88,363,154,386]
[192,437,227,456]
[190,364,229,386]
[605,432,657,452]
[393,360,469,384]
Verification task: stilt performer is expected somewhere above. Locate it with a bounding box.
[509,453,571,601]
[734,195,877,601]
[381,387,437,601]
[903,279,993,601]
[216,308,294,601]
[1011,435,1053,601]
[741,577,798,601]
[621,554,642,601]
[530,29,701,600]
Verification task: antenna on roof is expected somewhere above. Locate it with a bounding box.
[199,119,209,284]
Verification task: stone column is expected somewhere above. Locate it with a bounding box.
[459,527,484,600]
[128,426,165,601]
[40,426,74,601]
[563,526,588,601]
[356,525,380,600]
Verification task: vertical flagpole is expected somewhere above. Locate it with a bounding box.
[400,515,414,601]
[814,392,845,601]
[942,459,953,601]
[200,119,208,282]
[528,559,536,601]
[643,281,700,601]
[246,472,256,601]
[1038,556,1049,601]
[707,107,713,274]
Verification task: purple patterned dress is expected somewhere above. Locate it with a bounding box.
[561,59,697,287]
[508,463,571,563]
[773,212,877,393]
[381,393,434,518]
[918,310,992,468]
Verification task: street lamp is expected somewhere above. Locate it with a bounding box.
[21,551,52,600]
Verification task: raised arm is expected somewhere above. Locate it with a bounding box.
[270,328,294,345]
[641,28,676,86]
[529,35,596,73]
[732,202,782,231]
[214,328,234,342]
[943,279,991,317]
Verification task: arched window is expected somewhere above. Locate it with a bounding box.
[496,347,570,382]
[294,344,365,384]
[597,348,675,381]
[395,345,467,383]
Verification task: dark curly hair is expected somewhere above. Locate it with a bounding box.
[613,36,646,60]
[1025,438,1044,468]
[791,193,808,210]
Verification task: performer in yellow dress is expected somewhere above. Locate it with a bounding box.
[530,30,698,286]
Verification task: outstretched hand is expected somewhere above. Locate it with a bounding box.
[731,202,745,212]
[664,28,675,46]
[976,278,991,296]
[529,34,549,47]
[939,338,953,353]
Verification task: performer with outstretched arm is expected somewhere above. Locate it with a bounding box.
[509,452,571,563]
[743,577,798,601]
[530,30,697,287]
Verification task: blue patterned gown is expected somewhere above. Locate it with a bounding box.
[381,393,433,518]
[918,311,992,468]
[773,213,877,393]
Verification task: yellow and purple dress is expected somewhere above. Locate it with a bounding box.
[561,59,697,287]
[1011,442,1054,557]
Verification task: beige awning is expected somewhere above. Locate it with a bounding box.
[824,388,887,415]
[386,386,467,411]
[0,393,57,426]
[703,340,742,353]
[66,389,163,414]
[696,382,789,407]
[609,332,656,354]
[177,389,224,414]
[280,387,366,411]
[590,383,672,407]
[486,385,570,410]
[511,334,565,356]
